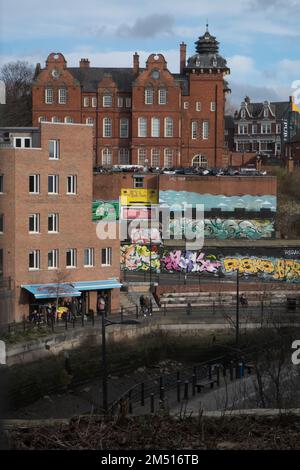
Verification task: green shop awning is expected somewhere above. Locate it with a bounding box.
[21,283,82,299]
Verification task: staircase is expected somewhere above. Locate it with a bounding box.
[120,283,160,312]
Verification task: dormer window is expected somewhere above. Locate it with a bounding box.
[103,93,112,107]
[241,109,246,119]
[145,87,153,105]
[264,108,268,118]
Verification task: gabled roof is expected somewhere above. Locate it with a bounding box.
[239,101,290,119]
[68,67,140,92]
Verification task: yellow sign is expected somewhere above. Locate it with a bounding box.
[120,188,158,206]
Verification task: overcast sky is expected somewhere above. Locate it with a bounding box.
[1,0,300,107]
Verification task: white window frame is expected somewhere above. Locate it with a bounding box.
[38,116,47,122]
[238,124,248,135]
[192,154,208,168]
[137,149,147,166]
[203,121,209,140]
[183,101,189,110]
[103,94,112,107]
[52,116,60,123]
[120,118,129,138]
[151,148,160,167]
[164,149,173,168]
[276,124,281,134]
[145,87,153,105]
[29,174,40,194]
[102,148,112,166]
[210,102,216,112]
[101,247,112,267]
[66,249,77,268]
[58,88,67,104]
[14,137,32,148]
[103,117,112,137]
[84,248,94,267]
[48,213,59,233]
[264,108,269,118]
[138,117,147,137]
[191,121,197,140]
[45,88,53,104]
[83,96,89,107]
[164,117,173,138]
[151,117,160,137]
[252,125,257,134]
[92,97,97,108]
[49,140,60,160]
[67,175,77,195]
[48,249,59,269]
[29,250,40,271]
[125,97,131,108]
[29,213,40,234]
[117,97,124,108]
[64,116,73,123]
[158,88,167,105]
[119,148,130,165]
[241,109,246,119]
[261,123,271,134]
[48,174,59,194]
[86,117,94,125]
[196,102,202,112]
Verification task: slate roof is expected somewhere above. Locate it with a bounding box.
[241,101,290,119]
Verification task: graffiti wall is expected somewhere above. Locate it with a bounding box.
[92,200,119,221]
[120,246,300,282]
[169,218,275,240]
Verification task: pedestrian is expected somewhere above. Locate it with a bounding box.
[240,294,248,307]
[140,295,145,316]
[71,301,77,321]
[98,296,106,316]
[144,297,150,317]
[187,302,192,315]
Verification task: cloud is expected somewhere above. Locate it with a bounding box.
[247,0,300,11]
[228,81,291,106]
[116,14,175,39]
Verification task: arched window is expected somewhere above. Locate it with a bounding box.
[138,117,147,137]
[119,148,130,165]
[102,148,112,166]
[64,116,74,123]
[86,117,94,125]
[103,117,112,137]
[145,87,153,105]
[38,116,47,122]
[52,116,60,123]
[192,154,208,168]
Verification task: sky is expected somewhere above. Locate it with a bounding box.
[0,0,300,108]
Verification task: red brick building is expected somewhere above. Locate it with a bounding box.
[0,123,121,323]
[32,27,230,168]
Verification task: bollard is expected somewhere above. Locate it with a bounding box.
[177,380,181,403]
[184,381,189,400]
[230,361,234,381]
[150,393,155,413]
[128,390,133,414]
[141,383,145,407]
[192,374,196,396]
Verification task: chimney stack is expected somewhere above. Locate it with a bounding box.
[180,42,187,74]
[80,58,90,68]
[133,52,139,76]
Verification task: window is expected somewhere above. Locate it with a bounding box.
[164,149,173,168]
[29,175,40,194]
[101,248,112,266]
[38,116,47,122]
[117,97,124,108]
[102,148,112,166]
[192,154,208,168]
[151,148,160,167]
[67,175,77,194]
[276,124,281,134]
[83,97,89,107]
[58,88,67,104]
[48,175,59,194]
[0,214,3,233]
[191,121,197,140]
[151,117,160,137]
[241,109,246,119]
[52,116,61,123]
[261,123,271,134]
[86,117,94,125]
[103,117,112,137]
[103,94,112,107]
[92,97,97,108]
[134,177,144,188]
[164,117,173,137]
[66,249,76,268]
[138,149,147,166]
[84,248,94,267]
[119,148,130,165]
[45,88,53,104]
[238,124,248,135]
[276,142,281,154]
[252,125,257,134]
[183,101,189,110]
[49,140,60,159]
[138,117,147,137]
[203,121,209,140]
[125,97,131,108]
[14,137,31,148]
[120,118,129,138]
[64,116,73,123]
[145,87,153,105]
[48,249,59,269]
[264,108,269,117]
[29,214,40,233]
[211,102,216,112]
[48,213,59,233]
[29,250,40,270]
[0,175,3,193]
[159,88,167,105]
[196,102,202,112]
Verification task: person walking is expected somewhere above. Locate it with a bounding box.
[140,295,146,317]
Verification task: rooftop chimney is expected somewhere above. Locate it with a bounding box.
[133,52,139,76]
[180,42,186,74]
[80,58,90,68]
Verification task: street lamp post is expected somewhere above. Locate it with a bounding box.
[236,267,240,346]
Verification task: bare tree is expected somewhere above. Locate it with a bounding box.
[0,61,34,126]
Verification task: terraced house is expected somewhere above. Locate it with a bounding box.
[32,27,231,169]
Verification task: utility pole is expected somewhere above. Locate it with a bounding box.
[236,267,240,346]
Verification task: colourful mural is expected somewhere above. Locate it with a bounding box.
[159,191,277,212]
[169,218,275,240]
[120,246,300,282]
[130,228,161,244]
[92,200,119,221]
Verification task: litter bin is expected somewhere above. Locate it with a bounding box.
[287,298,297,311]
